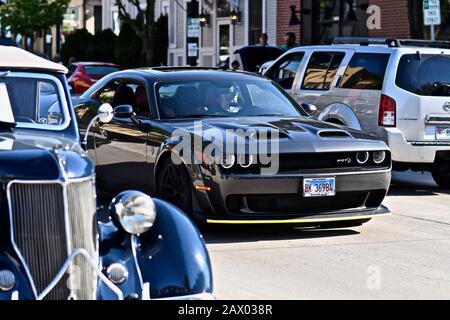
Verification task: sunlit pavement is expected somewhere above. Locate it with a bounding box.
[204,171,450,299]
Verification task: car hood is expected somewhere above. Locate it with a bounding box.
[0,131,94,181]
[167,116,388,151]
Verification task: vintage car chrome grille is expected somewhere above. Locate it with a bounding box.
[8,179,98,300]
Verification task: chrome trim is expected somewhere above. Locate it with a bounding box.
[2,72,70,131]
[36,248,123,300]
[6,177,97,300]
[131,235,146,298]
[155,292,215,300]
[425,115,450,125]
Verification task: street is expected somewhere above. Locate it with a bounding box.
[204,171,450,299]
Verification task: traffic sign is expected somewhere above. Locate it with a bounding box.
[423,0,441,26]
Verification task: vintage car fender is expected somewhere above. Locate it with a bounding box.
[97,198,213,300]
[317,103,362,130]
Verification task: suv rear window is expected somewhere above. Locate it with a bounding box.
[302,52,345,90]
[396,54,450,96]
[340,53,390,90]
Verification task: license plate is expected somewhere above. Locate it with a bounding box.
[436,126,450,140]
[303,177,336,197]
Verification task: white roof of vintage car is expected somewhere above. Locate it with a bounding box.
[0,45,67,73]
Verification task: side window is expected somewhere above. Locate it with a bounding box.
[96,80,120,104]
[301,52,345,91]
[268,53,305,90]
[340,53,390,90]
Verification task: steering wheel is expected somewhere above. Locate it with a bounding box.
[14,116,37,123]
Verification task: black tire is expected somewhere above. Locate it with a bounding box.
[156,157,193,215]
[432,166,450,188]
[318,218,371,229]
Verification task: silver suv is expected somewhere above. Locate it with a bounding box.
[264,38,450,188]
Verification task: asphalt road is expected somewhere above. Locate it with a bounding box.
[203,171,450,299]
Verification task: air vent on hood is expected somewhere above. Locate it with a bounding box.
[318,131,351,138]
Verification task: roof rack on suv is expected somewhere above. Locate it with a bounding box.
[324,37,450,49]
[149,66,223,72]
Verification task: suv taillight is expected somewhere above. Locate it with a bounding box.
[379,94,396,127]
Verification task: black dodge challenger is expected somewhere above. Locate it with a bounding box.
[74,68,391,226]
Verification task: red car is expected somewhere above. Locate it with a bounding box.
[67,62,121,94]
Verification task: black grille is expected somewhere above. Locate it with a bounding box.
[8,180,98,300]
[220,152,391,174]
[227,191,369,214]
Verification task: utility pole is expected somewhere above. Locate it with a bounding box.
[186,0,199,66]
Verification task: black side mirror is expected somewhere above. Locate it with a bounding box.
[114,105,134,118]
[301,103,318,115]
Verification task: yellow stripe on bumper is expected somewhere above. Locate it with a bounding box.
[206,213,389,225]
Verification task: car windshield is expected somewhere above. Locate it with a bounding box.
[0,74,68,129]
[84,65,120,77]
[396,54,450,96]
[156,79,306,119]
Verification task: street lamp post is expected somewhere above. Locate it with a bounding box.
[186,0,200,66]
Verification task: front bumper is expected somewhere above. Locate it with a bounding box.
[384,128,450,163]
[194,168,391,224]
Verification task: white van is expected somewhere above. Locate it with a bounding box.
[264,38,450,188]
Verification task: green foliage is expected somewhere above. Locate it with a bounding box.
[86,29,118,63]
[0,0,69,38]
[116,21,142,68]
[60,28,93,64]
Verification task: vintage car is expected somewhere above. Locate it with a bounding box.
[74,68,391,228]
[0,46,213,300]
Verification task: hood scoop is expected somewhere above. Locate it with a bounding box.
[318,130,351,139]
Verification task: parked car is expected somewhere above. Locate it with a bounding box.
[264,37,450,188]
[73,67,391,227]
[234,45,284,72]
[0,46,213,300]
[67,62,121,95]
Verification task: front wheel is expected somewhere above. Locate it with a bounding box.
[156,157,193,215]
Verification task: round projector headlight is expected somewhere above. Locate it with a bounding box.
[237,154,253,168]
[0,270,16,291]
[356,151,369,164]
[373,151,386,164]
[220,154,235,169]
[110,191,156,235]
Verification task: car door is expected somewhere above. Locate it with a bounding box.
[89,78,151,195]
[264,51,306,94]
[293,49,354,114]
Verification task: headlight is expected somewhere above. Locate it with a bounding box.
[237,154,253,168]
[0,270,16,291]
[373,151,386,164]
[110,191,157,235]
[219,154,235,169]
[356,151,369,164]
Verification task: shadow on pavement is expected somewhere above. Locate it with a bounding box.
[200,224,359,244]
[388,170,450,196]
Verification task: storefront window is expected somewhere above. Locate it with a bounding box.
[217,0,231,18]
[249,0,263,45]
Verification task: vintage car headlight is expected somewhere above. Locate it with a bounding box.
[0,270,16,291]
[356,151,369,164]
[373,151,386,164]
[110,191,157,235]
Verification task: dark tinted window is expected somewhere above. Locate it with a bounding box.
[84,65,120,77]
[340,53,390,90]
[396,54,450,96]
[302,52,345,90]
[268,52,304,90]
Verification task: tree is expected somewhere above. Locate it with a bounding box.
[0,0,69,48]
[115,0,161,66]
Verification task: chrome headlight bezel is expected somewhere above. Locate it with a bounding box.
[373,151,386,164]
[109,191,157,235]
